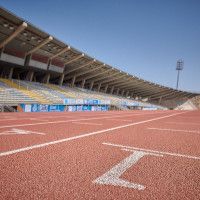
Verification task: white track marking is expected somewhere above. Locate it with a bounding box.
[0,112,138,121]
[93,150,162,190]
[106,119,132,122]
[148,127,200,134]
[0,112,169,129]
[72,122,102,126]
[29,118,49,122]
[0,112,188,157]
[0,128,45,136]
[0,118,19,121]
[103,142,200,160]
[166,122,200,126]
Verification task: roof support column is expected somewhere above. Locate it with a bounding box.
[46,73,50,84]
[97,83,101,92]
[125,91,129,97]
[26,70,34,82]
[121,90,125,96]
[24,54,32,66]
[71,76,76,87]
[9,67,14,79]
[59,74,64,86]
[29,71,34,82]
[41,73,50,84]
[116,88,120,95]
[81,79,86,88]
[0,47,4,59]
[104,84,108,93]
[89,81,94,90]
[130,92,134,98]
[110,86,114,94]
[159,97,162,104]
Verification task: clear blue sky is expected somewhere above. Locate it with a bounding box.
[1,0,200,92]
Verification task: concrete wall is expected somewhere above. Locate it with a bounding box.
[1,53,24,66]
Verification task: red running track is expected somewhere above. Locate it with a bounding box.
[0,110,200,199]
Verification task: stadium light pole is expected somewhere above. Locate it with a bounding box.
[176,59,184,90]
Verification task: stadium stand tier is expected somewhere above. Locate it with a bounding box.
[191,96,200,109]
[0,7,199,111]
[175,95,200,110]
[0,78,159,111]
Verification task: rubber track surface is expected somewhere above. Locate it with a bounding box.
[0,110,199,199]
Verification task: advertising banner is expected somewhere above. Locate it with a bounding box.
[63,98,76,105]
[100,100,110,105]
[49,105,65,112]
[101,105,108,111]
[76,105,83,111]
[76,99,84,104]
[82,105,91,111]
[24,104,32,112]
[31,104,39,112]
[38,104,49,112]
[92,99,99,105]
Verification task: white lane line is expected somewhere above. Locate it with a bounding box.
[0,112,166,129]
[106,119,132,122]
[0,111,188,157]
[0,111,169,122]
[102,142,200,160]
[0,118,19,121]
[11,112,156,120]
[0,128,45,136]
[72,122,102,126]
[29,118,49,122]
[147,127,200,134]
[166,122,200,126]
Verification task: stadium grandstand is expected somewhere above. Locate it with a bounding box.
[0,7,199,112]
[1,3,200,200]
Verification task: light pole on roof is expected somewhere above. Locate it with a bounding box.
[176,59,184,90]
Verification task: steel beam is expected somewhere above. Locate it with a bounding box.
[27,36,53,55]
[64,64,104,81]
[97,74,127,85]
[49,46,70,59]
[0,22,27,49]
[76,69,111,82]
[64,53,84,65]
[91,71,120,84]
[65,59,95,75]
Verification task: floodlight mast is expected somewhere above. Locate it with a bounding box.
[176,59,184,90]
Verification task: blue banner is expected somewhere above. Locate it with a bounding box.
[21,104,65,112]
[63,98,110,105]
[49,105,65,112]
[21,104,109,112]
[82,105,91,111]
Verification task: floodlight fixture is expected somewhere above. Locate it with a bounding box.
[176,59,184,90]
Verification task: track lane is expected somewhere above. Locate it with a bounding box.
[0,110,199,200]
[0,111,183,153]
